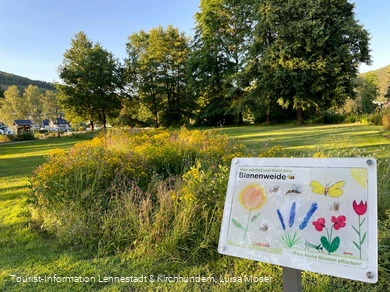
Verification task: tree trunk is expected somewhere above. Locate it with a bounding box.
[266,107,271,125]
[296,107,305,125]
[154,111,159,128]
[238,111,243,125]
[90,120,94,132]
[102,110,107,130]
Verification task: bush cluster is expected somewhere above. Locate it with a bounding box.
[382,107,390,131]
[30,127,244,257]
[313,110,385,125]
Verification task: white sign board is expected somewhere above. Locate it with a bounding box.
[218,158,377,283]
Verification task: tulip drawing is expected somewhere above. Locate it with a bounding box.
[352,200,367,259]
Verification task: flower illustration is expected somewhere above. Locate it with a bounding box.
[277,209,286,230]
[233,184,266,244]
[239,184,266,210]
[352,200,367,259]
[331,215,346,230]
[312,215,346,255]
[313,218,326,231]
[299,202,318,230]
[353,200,367,216]
[289,202,296,228]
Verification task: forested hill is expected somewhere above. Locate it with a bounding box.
[360,64,390,101]
[0,70,55,91]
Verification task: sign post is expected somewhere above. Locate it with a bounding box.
[218,158,378,288]
[282,267,301,292]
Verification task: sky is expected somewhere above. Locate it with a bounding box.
[0,0,389,83]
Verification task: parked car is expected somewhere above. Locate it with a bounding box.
[0,126,13,135]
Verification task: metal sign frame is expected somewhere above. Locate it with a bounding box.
[218,158,378,284]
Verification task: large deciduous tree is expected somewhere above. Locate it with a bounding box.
[57,32,123,131]
[0,85,26,126]
[125,26,191,128]
[359,73,379,114]
[251,0,371,124]
[189,0,255,125]
[23,85,43,126]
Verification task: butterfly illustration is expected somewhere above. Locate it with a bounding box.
[310,180,345,198]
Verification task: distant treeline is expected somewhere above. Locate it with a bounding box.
[0,71,55,91]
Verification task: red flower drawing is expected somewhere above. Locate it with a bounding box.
[331,215,346,230]
[313,218,326,231]
[353,200,367,216]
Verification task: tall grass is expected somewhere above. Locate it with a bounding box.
[29,128,242,258]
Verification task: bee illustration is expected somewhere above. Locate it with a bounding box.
[310,180,345,198]
[269,185,280,193]
[259,224,268,231]
[287,174,296,180]
[286,184,302,195]
[329,202,340,212]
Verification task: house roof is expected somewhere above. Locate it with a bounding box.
[53,118,70,125]
[13,120,33,126]
[41,119,50,126]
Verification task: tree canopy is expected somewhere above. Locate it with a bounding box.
[125,25,191,127]
[4,1,371,128]
[57,31,123,130]
[249,0,371,124]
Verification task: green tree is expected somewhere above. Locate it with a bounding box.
[57,31,123,131]
[23,85,43,127]
[0,85,25,126]
[189,0,255,125]
[251,0,371,124]
[359,73,379,114]
[125,26,191,127]
[385,69,390,100]
[0,87,4,110]
[41,90,59,121]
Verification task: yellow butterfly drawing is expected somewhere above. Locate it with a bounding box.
[310,180,345,198]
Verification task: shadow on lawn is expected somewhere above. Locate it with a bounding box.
[0,222,93,270]
[0,157,47,181]
[0,186,29,202]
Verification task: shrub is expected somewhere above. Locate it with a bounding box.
[30,127,243,256]
[323,112,345,124]
[368,110,383,125]
[0,135,12,143]
[13,132,36,141]
[382,107,390,131]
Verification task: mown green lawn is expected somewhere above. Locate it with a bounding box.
[217,124,390,159]
[0,124,389,291]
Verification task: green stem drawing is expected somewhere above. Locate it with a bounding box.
[324,226,330,244]
[352,215,366,259]
[358,216,362,259]
[243,209,252,244]
[232,209,261,245]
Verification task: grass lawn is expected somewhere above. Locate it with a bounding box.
[0,124,389,291]
[216,123,390,159]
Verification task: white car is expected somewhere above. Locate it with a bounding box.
[0,127,14,135]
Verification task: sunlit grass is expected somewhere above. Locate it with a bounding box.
[0,125,389,291]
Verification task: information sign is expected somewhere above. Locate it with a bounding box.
[218,158,377,283]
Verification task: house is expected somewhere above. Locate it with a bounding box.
[41,118,71,132]
[40,119,50,129]
[13,120,33,134]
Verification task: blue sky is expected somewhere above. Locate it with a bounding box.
[0,0,389,82]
